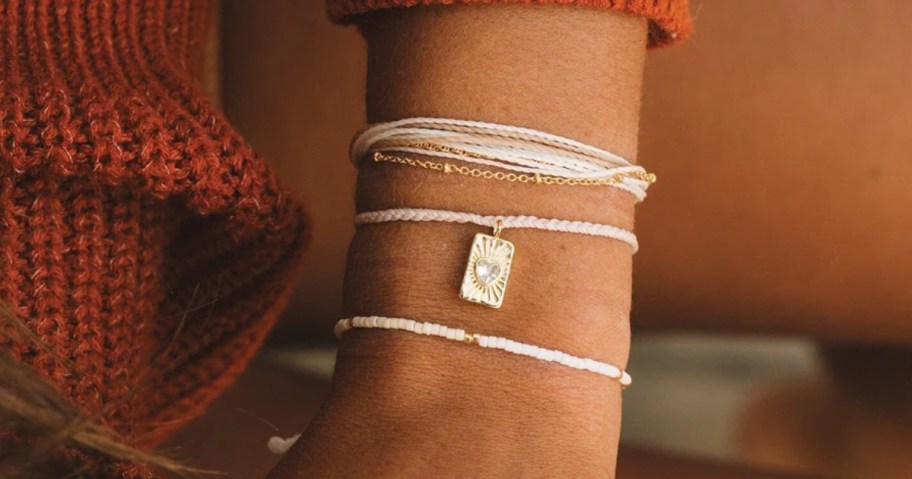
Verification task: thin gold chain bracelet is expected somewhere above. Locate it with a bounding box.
[372,152,657,186]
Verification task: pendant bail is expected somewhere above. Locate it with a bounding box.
[492,219,504,239]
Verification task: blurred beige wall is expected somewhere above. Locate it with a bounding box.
[221,0,364,341]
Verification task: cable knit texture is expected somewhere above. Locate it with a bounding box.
[327,0,691,46]
[0,0,307,476]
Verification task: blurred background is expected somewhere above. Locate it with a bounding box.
[171,1,912,477]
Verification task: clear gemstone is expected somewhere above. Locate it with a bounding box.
[474,259,501,285]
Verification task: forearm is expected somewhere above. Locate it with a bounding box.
[270,5,647,477]
[363,5,646,155]
[352,3,644,373]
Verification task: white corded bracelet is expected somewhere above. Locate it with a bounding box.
[350,117,653,202]
[267,434,301,455]
[355,207,637,308]
[336,316,632,387]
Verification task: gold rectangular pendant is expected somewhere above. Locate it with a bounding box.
[459,233,515,308]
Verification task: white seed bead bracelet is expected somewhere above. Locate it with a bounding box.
[265,315,631,457]
[335,316,632,388]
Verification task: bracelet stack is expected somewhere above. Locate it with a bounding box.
[347,118,651,385]
[350,117,656,201]
[268,117,647,455]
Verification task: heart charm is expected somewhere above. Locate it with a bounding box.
[460,233,515,308]
[474,259,502,285]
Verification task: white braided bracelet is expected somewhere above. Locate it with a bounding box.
[335,316,632,388]
[354,208,638,253]
[355,207,636,308]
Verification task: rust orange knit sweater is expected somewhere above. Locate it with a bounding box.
[0,0,307,476]
[0,0,687,477]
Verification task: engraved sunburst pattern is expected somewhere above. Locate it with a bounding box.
[459,233,515,308]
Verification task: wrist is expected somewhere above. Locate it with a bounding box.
[295,329,625,477]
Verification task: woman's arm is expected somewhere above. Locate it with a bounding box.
[270,5,646,477]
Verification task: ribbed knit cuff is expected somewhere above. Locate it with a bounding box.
[0,0,309,473]
[326,0,692,47]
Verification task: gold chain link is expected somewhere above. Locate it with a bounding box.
[371,152,657,186]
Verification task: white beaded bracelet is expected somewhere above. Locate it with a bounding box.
[264,315,630,457]
[335,316,632,388]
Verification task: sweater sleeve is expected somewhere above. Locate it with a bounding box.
[326,0,691,47]
[0,1,307,474]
